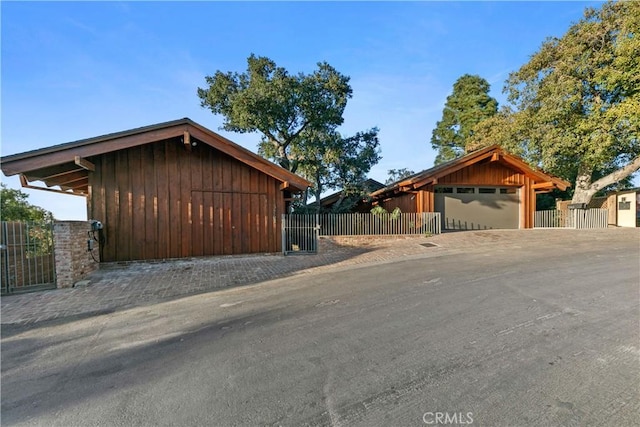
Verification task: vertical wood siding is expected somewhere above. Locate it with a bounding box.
[437,161,525,186]
[379,193,418,213]
[378,161,538,229]
[89,138,284,262]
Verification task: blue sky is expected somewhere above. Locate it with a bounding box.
[2,1,602,220]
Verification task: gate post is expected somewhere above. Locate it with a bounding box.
[53,221,100,288]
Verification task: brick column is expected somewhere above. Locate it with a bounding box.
[53,221,100,288]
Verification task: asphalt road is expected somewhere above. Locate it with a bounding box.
[2,231,639,426]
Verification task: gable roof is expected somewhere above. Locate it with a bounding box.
[315,178,385,208]
[371,145,570,199]
[1,118,310,195]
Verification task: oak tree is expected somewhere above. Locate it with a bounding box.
[491,1,640,204]
[296,128,381,213]
[198,54,352,173]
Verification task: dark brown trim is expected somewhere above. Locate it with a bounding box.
[1,118,311,193]
[20,174,86,197]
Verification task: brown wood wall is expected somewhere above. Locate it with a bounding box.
[379,161,538,228]
[379,193,417,213]
[89,138,285,262]
[437,161,526,186]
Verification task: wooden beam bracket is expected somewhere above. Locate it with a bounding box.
[19,174,87,197]
[532,182,554,190]
[74,156,95,171]
[182,130,192,152]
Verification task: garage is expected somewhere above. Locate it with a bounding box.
[370,145,570,229]
[434,186,519,230]
[0,118,310,262]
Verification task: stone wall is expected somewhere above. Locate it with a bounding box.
[320,235,424,248]
[53,221,100,288]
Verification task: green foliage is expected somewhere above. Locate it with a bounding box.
[386,168,415,184]
[370,205,388,216]
[198,54,352,173]
[390,207,402,220]
[298,127,381,213]
[370,206,401,220]
[0,184,54,222]
[469,1,640,203]
[430,74,498,164]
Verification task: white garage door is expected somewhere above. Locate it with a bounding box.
[434,186,520,230]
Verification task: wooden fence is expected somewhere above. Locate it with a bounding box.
[534,209,608,229]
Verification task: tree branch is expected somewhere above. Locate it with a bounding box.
[590,154,640,191]
[290,120,311,141]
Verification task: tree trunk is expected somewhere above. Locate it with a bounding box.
[277,144,290,171]
[333,195,345,212]
[314,172,323,214]
[571,155,640,204]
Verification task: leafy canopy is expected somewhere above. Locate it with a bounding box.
[430,74,498,164]
[385,168,415,184]
[1,184,54,222]
[469,1,639,202]
[296,128,381,213]
[198,54,352,173]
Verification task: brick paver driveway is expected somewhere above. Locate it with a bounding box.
[1,229,636,326]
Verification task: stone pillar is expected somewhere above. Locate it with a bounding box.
[53,221,100,288]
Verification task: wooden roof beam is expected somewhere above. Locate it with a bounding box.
[182,131,191,152]
[410,177,437,190]
[49,176,87,188]
[61,180,89,191]
[40,170,88,186]
[20,175,86,197]
[74,156,95,171]
[532,182,554,190]
[26,166,84,181]
[2,126,184,175]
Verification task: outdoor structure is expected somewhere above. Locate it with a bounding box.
[610,188,640,228]
[555,188,640,228]
[370,145,570,230]
[314,178,385,213]
[1,118,310,262]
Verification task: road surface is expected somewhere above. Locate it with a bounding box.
[2,231,638,426]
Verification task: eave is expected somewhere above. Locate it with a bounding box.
[370,145,570,200]
[1,118,311,196]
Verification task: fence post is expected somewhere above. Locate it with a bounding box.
[53,221,100,288]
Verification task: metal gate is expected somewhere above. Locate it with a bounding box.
[1,221,56,294]
[282,214,319,254]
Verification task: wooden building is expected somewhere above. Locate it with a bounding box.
[371,145,570,230]
[1,118,310,261]
[314,178,385,213]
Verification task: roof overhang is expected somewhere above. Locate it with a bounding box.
[371,145,570,200]
[1,118,310,196]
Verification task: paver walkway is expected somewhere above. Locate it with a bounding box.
[1,229,635,326]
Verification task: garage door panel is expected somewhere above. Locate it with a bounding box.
[435,187,520,230]
[192,191,270,256]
